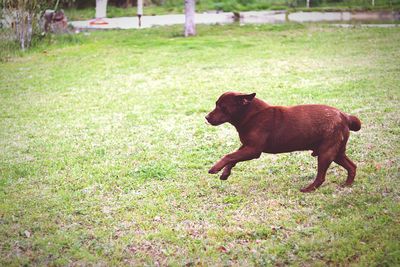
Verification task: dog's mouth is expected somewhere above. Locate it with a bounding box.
[205,117,220,126]
[205,113,227,126]
[209,121,224,126]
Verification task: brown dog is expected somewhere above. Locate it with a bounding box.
[205,92,361,192]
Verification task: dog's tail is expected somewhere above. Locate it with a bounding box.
[347,115,361,132]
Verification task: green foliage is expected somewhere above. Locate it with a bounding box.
[0,24,399,265]
[199,0,284,12]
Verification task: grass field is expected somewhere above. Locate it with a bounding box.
[0,24,399,265]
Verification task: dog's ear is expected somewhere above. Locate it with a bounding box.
[236,93,256,105]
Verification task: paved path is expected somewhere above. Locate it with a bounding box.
[70,11,285,30]
[70,10,399,30]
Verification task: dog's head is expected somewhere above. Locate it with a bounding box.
[205,92,256,126]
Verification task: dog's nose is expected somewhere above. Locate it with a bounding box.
[205,115,212,125]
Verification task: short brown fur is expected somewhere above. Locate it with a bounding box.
[205,92,361,192]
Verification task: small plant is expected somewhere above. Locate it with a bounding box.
[3,0,38,50]
[1,0,62,50]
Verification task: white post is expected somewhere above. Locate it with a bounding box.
[137,0,143,27]
[306,0,310,8]
[95,0,108,18]
[184,0,196,37]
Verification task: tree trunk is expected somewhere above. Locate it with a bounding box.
[16,12,25,51]
[15,10,30,51]
[306,0,310,8]
[26,12,32,49]
[137,0,143,15]
[184,0,195,37]
[96,0,108,18]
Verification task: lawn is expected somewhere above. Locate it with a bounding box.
[0,24,399,265]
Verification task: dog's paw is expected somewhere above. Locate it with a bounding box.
[219,173,230,180]
[340,182,353,188]
[300,185,316,193]
[208,167,219,174]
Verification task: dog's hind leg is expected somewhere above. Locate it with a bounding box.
[301,148,337,193]
[334,154,357,186]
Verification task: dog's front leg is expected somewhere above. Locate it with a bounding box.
[220,163,236,180]
[209,146,262,175]
[219,145,243,180]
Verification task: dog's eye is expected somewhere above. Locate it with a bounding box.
[220,106,228,113]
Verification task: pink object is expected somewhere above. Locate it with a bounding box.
[89,18,109,25]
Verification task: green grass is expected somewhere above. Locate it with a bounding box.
[0,24,399,265]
